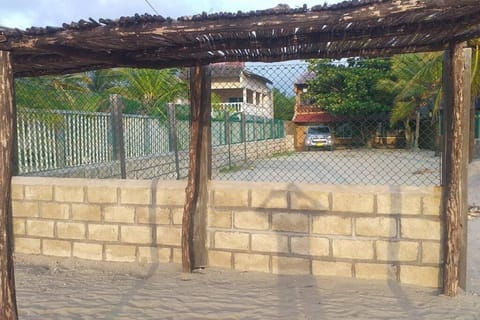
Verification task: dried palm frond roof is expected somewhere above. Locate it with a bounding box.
[1,0,480,77]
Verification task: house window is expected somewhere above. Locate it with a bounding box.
[335,122,352,138]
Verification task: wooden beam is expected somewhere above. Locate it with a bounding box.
[442,43,470,296]
[181,64,211,272]
[0,50,19,319]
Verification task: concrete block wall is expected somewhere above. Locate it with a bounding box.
[11,177,443,288]
[207,182,443,288]
[12,177,186,265]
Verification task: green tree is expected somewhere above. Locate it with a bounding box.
[110,68,187,119]
[377,53,442,149]
[306,58,394,115]
[15,70,116,112]
[273,88,295,120]
[377,53,442,126]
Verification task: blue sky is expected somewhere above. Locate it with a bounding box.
[1,0,340,29]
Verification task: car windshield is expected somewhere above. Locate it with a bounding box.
[308,127,329,134]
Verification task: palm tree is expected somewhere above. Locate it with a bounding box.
[377,53,443,148]
[379,40,480,149]
[110,68,187,119]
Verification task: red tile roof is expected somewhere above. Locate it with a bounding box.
[292,112,343,123]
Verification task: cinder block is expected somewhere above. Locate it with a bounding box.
[72,204,101,222]
[27,220,54,237]
[332,192,374,213]
[87,186,117,204]
[355,263,397,280]
[43,239,71,257]
[356,217,397,238]
[208,251,232,269]
[376,240,419,262]
[312,260,352,278]
[121,225,153,244]
[214,231,250,251]
[73,242,103,261]
[377,193,421,215]
[251,234,288,253]
[138,247,171,264]
[290,190,329,210]
[137,207,170,225]
[291,236,329,257]
[422,192,441,216]
[12,201,39,218]
[156,189,185,206]
[234,253,270,272]
[400,265,441,288]
[332,239,374,260]
[208,210,232,228]
[105,245,136,262]
[57,222,86,240]
[14,237,41,254]
[422,242,442,264]
[156,226,182,246]
[88,224,119,242]
[120,187,151,205]
[271,256,310,275]
[40,202,70,220]
[171,208,183,225]
[214,189,249,207]
[272,213,308,233]
[11,184,24,200]
[312,215,351,236]
[251,189,288,209]
[12,218,25,235]
[401,218,441,240]
[104,206,135,223]
[235,211,269,230]
[54,185,84,203]
[25,185,53,201]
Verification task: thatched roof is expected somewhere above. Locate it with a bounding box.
[1,0,480,77]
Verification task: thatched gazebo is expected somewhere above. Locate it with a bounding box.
[1,0,480,317]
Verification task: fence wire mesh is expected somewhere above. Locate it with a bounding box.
[15,60,446,186]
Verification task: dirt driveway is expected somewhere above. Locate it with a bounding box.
[215,148,440,186]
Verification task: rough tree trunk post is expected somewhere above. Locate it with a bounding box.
[182,64,211,272]
[442,43,471,296]
[0,50,19,319]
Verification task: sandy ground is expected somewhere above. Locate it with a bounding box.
[11,159,480,319]
[13,258,480,320]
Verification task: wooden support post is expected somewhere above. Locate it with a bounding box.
[182,64,211,272]
[0,50,19,319]
[442,43,471,296]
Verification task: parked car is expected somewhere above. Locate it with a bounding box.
[304,125,334,151]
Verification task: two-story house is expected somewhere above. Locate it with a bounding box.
[211,62,274,119]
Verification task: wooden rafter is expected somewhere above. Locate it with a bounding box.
[0,0,479,76]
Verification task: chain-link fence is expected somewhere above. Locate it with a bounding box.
[14,61,443,186]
